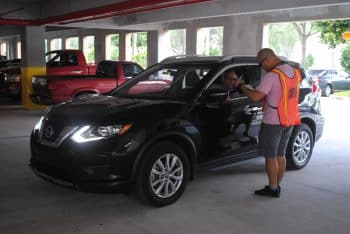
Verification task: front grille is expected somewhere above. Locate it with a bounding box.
[39,120,78,148]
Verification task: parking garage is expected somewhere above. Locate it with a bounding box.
[1,1,350,233]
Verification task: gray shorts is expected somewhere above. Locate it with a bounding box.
[258,123,293,158]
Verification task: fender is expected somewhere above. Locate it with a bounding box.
[72,88,100,97]
[131,130,199,182]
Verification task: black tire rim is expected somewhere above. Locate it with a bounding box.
[149,153,184,199]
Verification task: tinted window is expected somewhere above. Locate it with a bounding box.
[96,61,117,78]
[123,64,144,78]
[46,52,78,67]
[114,64,213,100]
[308,70,324,76]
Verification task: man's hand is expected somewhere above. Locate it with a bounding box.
[233,78,244,88]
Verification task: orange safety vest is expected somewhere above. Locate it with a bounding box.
[264,67,302,127]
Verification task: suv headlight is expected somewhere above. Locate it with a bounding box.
[33,116,44,131]
[71,124,132,143]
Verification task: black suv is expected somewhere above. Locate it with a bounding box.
[30,56,324,206]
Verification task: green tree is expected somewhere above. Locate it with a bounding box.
[170,30,185,55]
[209,47,220,56]
[111,34,119,60]
[88,50,94,63]
[268,23,298,58]
[209,27,223,56]
[315,20,350,49]
[292,22,318,67]
[132,51,147,68]
[304,54,315,70]
[135,32,147,49]
[130,32,147,67]
[341,43,350,73]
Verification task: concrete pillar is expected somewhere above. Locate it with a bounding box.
[119,31,126,61]
[147,31,158,67]
[8,39,16,59]
[20,26,46,109]
[223,15,264,56]
[79,36,83,52]
[186,24,197,55]
[94,32,105,63]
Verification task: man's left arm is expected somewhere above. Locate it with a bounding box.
[237,83,266,102]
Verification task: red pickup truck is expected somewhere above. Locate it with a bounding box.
[2,50,96,98]
[46,50,96,75]
[30,60,144,105]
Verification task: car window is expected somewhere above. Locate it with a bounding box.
[96,61,117,78]
[308,69,326,77]
[123,64,144,79]
[46,52,78,67]
[337,70,349,79]
[114,64,213,100]
[206,65,261,96]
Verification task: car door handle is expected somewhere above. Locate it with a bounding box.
[244,106,262,115]
[73,69,83,74]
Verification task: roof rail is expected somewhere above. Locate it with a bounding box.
[219,55,257,63]
[160,55,195,63]
[159,54,225,63]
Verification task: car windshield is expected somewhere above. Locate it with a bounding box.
[308,69,325,76]
[111,63,214,100]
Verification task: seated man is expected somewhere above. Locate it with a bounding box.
[203,70,240,153]
[209,70,239,94]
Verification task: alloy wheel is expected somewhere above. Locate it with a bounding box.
[292,130,312,166]
[149,153,184,199]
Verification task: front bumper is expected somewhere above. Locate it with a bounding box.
[6,82,21,96]
[30,130,138,191]
[30,93,53,106]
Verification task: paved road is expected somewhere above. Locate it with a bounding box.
[0,97,349,234]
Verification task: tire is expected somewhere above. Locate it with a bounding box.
[286,123,314,170]
[136,141,190,207]
[322,85,332,97]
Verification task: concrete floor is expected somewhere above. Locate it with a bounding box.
[0,97,349,234]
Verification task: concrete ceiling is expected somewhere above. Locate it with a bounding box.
[0,0,350,31]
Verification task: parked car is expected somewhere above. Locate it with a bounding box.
[2,50,97,99]
[0,59,21,96]
[30,60,144,105]
[308,69,350,96]
[30,56,324,207]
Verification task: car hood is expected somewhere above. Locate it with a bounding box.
[46,94,186,125]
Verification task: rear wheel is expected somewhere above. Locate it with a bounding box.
[286,123,314,170]
[136,141,189,207]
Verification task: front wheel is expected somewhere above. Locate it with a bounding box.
[136,141,190,207]
[286,123,314,170]
[322,85,332,97]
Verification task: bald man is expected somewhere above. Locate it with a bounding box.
[233,48,301,198]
